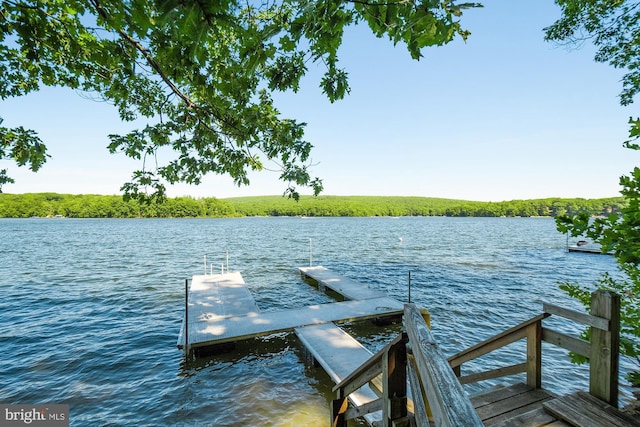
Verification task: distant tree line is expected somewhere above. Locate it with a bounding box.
[0,193,236,218]
[225,195,625,218]
[0,193,626,219]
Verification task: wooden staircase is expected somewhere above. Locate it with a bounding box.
[322,290,639,427]
[471,383,639,427]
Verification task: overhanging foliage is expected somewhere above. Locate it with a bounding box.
[547,0,640,385]
[0,0,481,201]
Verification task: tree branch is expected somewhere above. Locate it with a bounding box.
[89,0,197,110]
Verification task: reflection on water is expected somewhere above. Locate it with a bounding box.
[0,217,628,426]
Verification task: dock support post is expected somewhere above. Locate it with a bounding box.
[589,290,620,407]
[309,238,313,267]
[331,392,347,427]
[383,333,409,427]
[525,318,542,389]
[184,278,189,359]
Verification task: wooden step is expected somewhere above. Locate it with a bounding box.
[471,383,556,426]
[543,392,640,427]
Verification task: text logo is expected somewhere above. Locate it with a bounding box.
[1,405,68,426]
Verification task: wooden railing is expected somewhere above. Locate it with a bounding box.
[404,303,484,427]
[332,304,483,427]
[330,290,620,427]
[448,289,620,406]
[331,332,408,427]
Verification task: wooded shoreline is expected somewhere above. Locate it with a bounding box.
[0,193,625,219]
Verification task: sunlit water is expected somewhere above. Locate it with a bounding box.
[0,217,632,426]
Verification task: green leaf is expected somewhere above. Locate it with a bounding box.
[0,0,480,199]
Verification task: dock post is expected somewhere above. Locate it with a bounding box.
[309,238,313,267]
[408,271,411,303]
[525,318,542,389]
[589,289,620,407]
[331,392,347,427]
[382,333,409,426]
[184,278,189,359]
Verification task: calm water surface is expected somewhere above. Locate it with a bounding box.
[0,217,630,426]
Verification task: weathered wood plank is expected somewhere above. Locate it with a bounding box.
[526,321,542,388]
[382,336,408,424]
[544,397,598,427]
[574,392,640,426]
[332,333,405,396]
[542,327,591,357]
[344,398,383,422]
[543,302,610,331]
[458,362,527,385]
[543,392,640,427]
[589,290,620,406]
[404,303,483,427]
[484,396,555,426]
[407,354,430,427]
[490,407,557,427]
[475,388,554,422]
[332,397,348,427]
[448,314,549,369]
[470,383,533,409]
[471,383,562,426]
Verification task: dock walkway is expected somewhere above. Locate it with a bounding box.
[178,266,404,426]
[178,268,403,350]
[179,296,403,349]
[177,272,260,349]
[295,323,382,425]
[299,265,383,300]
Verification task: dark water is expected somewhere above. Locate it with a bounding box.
[0,217,631,426]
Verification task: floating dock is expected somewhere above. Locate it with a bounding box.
[177,267,403,351]
[295,323,383,425]
[177,267,636,427]
[568,244,612,255]
[176,266,403,426]
[298,265,384,300]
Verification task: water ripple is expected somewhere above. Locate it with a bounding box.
[0,217,630,425]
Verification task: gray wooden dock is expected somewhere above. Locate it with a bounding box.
[295,323,383,425]
[177,268,403,350]
[177,269,639,427]
[176,272,260,349]
[299,265,384,300]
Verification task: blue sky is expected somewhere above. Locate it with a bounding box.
[1,0,637,201]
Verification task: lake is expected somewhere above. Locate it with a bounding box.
[0,216,630,426]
